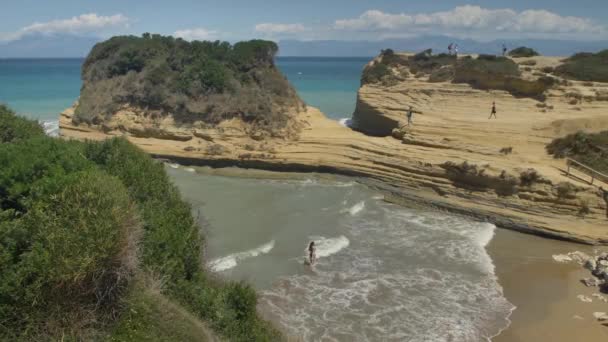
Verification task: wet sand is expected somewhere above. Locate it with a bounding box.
[489,229,608,341]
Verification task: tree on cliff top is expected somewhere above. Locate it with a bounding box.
[75,34,302,133]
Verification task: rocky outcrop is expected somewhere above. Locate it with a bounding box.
[60,51,608,245]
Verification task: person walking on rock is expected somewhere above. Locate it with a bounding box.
[406,106,422,126]
[600,187,608,218]
[489,102,497,119]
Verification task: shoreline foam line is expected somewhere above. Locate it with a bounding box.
[209,240,276,272]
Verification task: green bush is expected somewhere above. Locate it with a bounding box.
[546,131,608,174]
[0,137,94,213]
[555,181,578,200]
[0,104,44,143]
[454,56,553,99]
[0,107,282,341]
[441,161,519,196]
[508,47,540,58]
[0,170,139,339]
[361,62,391,85]
[555,50,608,82]
[84,138,200,282]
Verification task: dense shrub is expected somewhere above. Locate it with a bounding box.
[555,50,608,82]
[0,104,44,143]
[441,161,519,196]
[0,108,281,340]
[75,34,302,132]
[555,181,578,200]
[454,56,554,99]
[0,137,94,213]
[546,131,608,174]
[0,170,140,339]
[508,47,540,58]
[361,62,391,85]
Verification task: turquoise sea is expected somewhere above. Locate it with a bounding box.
[0,57,369,124]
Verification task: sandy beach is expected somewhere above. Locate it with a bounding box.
[490,228,608,341]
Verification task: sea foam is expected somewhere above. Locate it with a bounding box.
[312,235,350,259]
[41,120,59,137]
[209,240,275,272]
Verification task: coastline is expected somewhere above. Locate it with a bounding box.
[166,164,608,340]
[59,100,608,246]
[489,228,608,341]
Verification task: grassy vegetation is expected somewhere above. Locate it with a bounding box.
[362,49,555,99]
[554,50,608,82]
[546,131,608,174]
[508,47,540,58]
[440,161,519,196]
[0,106,282,341]
[453,55,555,99]
[75,34,303,133]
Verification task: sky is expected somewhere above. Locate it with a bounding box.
[1,0,608,44]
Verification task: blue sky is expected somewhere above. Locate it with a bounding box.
[2,0,608,43]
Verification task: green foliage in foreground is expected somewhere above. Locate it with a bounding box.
[0,104,44,143]
[554,50,608,82]
[546,131,608,174]
[0,106,282,341]
[508,46,540,58]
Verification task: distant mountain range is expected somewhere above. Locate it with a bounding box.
[1,34,606,58]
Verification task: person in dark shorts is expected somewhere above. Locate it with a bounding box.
[308,241,316,265]
[489,102,497,119]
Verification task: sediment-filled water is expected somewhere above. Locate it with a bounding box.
[168,167,515,341]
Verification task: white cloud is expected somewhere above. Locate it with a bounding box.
[255,23,306,35]
[173,28,219,41]
[334,6,606,39]
[1,13,130,42]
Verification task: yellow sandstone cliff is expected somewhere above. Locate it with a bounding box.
[60,53,608,244]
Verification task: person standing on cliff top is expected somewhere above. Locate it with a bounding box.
[502,44,507,56]
[489,102,497,119]
[406,106,422,126]
[600,187,608,218]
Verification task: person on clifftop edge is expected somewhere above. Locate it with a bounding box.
[489,102,497,119]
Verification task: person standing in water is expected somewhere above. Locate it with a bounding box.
[489,102,497,119]
[308,241,316,265]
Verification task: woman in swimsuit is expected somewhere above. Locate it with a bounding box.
[308,241,316,265]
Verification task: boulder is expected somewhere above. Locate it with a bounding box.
[584,258,597,271]
[593,312,608,321]
[391,128,405,140]
[582,277,603,287]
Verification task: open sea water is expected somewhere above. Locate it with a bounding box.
[0,56,514,341]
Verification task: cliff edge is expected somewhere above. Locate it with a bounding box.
[61,46,608,245]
